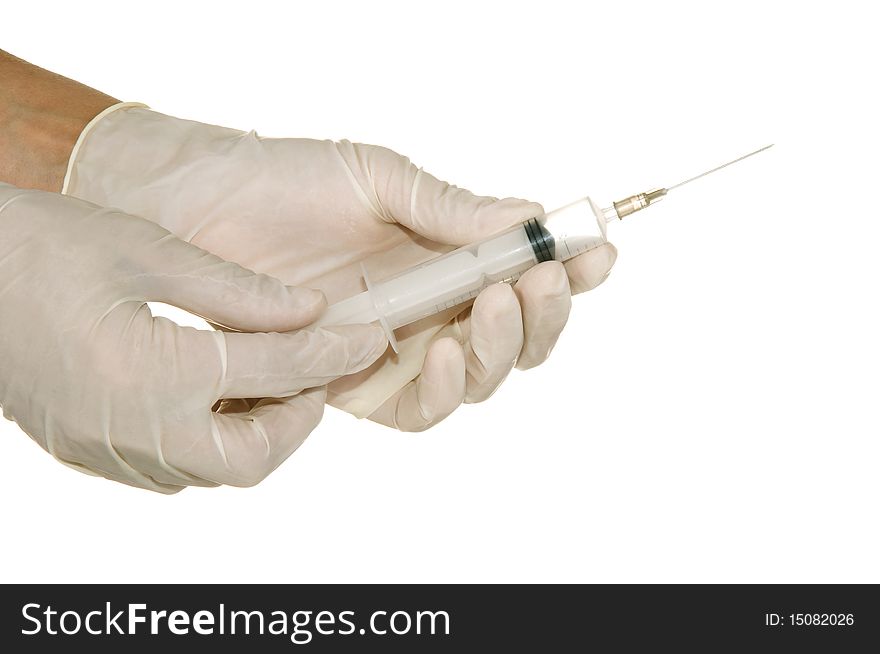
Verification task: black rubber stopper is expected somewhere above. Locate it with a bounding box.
[523,218,556,263]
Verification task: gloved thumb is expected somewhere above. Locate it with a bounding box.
[134,229,325,331]
[338,142,544,246]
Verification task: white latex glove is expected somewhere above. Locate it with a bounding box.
[65,105,617,430]
[0,183,388,492]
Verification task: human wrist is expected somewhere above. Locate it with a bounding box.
[0,51,118,191]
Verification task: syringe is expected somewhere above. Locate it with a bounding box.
[314,145,773,351]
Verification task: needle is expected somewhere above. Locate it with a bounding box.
[607,144,774,220]
[667,144,774,191]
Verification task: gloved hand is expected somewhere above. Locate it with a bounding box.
[65,106,617,430]
[0,183,388,492]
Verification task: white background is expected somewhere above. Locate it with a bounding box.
[1,1,878,583]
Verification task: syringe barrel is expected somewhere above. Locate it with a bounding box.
[364,197,608,331]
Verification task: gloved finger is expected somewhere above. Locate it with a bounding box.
[52,453,189,494]
[99,462,214,492]
[367,337,466,432]
[336,142,544,246]
[564,242,618,295]
[137,236,326,332]
[514,261,572,370]
[454,283,523,403]
[211,323,388,399]
[165,387,326,487]
[94,470,188,494]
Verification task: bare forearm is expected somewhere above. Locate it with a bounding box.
[0,51,117,191]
